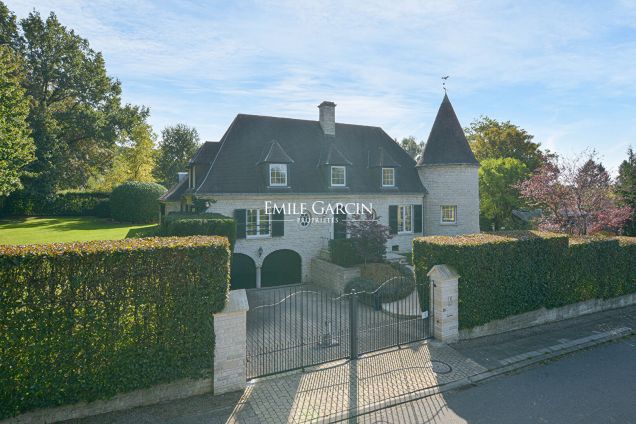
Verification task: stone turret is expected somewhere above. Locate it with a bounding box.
[417,94,480,235]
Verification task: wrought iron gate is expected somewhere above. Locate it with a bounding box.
[246,276,431,379]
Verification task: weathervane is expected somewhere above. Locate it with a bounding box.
[442,75,449,93]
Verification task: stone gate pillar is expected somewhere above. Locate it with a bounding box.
[213,289,249,394]
[427,265,459,343]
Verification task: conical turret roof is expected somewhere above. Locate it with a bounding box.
[417,94,478,166]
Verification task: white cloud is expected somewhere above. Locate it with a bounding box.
[9,0,636,173]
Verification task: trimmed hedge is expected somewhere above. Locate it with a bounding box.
[617,237,636,296]
[0,236,231,419]
[161,213,237,247]
[413,231,636,330]
[110,181,166,224]
[0,191,111,217]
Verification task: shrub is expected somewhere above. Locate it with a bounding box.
[329,239,363,267]
[346,213,391,263]
[345,263,415,305]
[0,236,230,419]
[110,181,166,224]
[161,213,236,248]
[413,231,636,330]
[0,191,111,217]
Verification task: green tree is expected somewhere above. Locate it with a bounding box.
[155,124,200,187]
[479,157,530,230]
[399,136,424,159]
[0,5,148,201]
[0,45,34,196]
[0,2,19,48]
[125,123,156,182]
[617,147,636,235]
[93,123,157,190]
[466,117,548,172]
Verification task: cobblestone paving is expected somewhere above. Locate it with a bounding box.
[227,340,486,423]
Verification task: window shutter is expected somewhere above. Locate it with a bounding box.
[234,209,246,239]
[272,210,284,237]
[413,204,423,233]
[388,205,398,235]
[333,212,347,239]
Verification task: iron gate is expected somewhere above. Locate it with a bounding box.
[246,275,431,379]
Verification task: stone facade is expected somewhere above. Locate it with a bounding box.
[213,290,249,394]
[310,257,361,293]
[418,164,480,236]
[206,193,425,284]
[428,265,459,343]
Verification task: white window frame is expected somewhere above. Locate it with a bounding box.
[397,205,413,234]
[269,163,288,187]
[246,208,271,238]
[382,167,395,187]
[441,205,457,224]
[331,166,346,187]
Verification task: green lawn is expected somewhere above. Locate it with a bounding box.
[0,216,158,245]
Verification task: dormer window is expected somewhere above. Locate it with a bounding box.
[331,166,346,187]
[382,168,395,187]
[269,164,288,186]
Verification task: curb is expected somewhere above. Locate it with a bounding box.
[328,326,633,423]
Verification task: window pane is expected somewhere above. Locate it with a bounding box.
[331,166,345,185]
[382,168,394,186]
[247,209,258,235]
[404,205,412,231]
[259,209,270,235]
[442,206,456,223]
[270,164,287,185]
[397,206,404,232]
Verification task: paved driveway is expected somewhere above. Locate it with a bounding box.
[245,285,429,378]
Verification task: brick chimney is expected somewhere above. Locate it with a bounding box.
[318,101,336,136]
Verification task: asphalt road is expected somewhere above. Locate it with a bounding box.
[359,335,636,423]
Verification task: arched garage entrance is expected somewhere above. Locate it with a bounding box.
[231,253,256,290]
[261,249,302,287]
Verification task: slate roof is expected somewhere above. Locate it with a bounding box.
[318,142,353,166]
[417,94,479,166]
[189,141,220,165]
[512,209,543,222]
[196,114,425,194]
[370,147,401,168]
[159,177,188,202]
[258,140,295,164]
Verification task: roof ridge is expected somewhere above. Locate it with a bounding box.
[236,113,382,130]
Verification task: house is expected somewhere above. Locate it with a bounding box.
[159,94,480,288]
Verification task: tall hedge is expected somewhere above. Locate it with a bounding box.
[0,191,111,217]
[617,237,636,296]
[110,181,166,223]
[413,232,636,330]
[0,236,230,419]
[161,213,236,247]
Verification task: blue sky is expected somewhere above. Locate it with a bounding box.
[11,0,636,174]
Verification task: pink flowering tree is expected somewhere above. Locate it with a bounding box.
[518,151,633,235]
